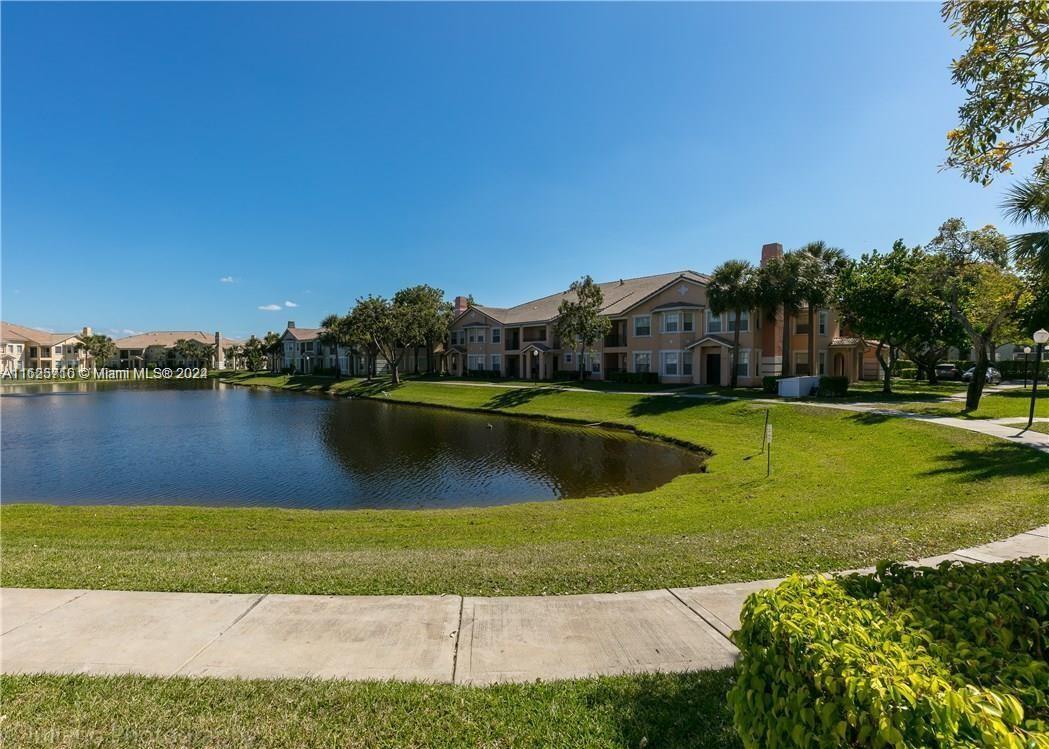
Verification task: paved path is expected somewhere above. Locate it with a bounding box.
[3,527,1045,684]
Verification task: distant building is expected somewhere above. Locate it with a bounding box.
[0,321,89,371]
[110,330,240,368]
[279,321,356,374]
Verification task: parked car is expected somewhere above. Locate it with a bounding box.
[935,363,963,381]
[962,366,1002,385]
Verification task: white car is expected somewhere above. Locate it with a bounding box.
[962,366,1002,385]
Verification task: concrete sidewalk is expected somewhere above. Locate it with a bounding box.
[3,526,1045,684]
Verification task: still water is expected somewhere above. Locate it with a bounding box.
[0,380,705,509]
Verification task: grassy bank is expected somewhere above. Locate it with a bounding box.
[1,670,740,749]
[4,375,1046,596]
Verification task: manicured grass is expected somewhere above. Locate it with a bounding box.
[889,389,1048,419]
[4,376,1047,596]
[0,670,740,749]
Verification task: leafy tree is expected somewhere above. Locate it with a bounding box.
[796,241,847,375]
[837,242,966,393]
[393,285,454,374]
[554,276,610,380]
[144,344,169,367]
[942,1,1049,185]
[349,295,410,384]
[924,218,1031,410]
[242,336,267,371]
[319,314,350,379]
[707,259,758,388]
[77,334,117,368]
[757,252,805,377]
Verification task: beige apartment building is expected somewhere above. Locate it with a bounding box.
[0,322,89,371]
[110,330,241,369]
[445,243,880,385]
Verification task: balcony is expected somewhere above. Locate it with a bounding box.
[603,334,627,348]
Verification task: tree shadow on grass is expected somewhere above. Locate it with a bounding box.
[584,669,741,749]
[628,395,736,418]
[483,387,561,410]
[918,441,1049,482]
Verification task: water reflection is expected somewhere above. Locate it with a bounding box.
[1,381,705,509]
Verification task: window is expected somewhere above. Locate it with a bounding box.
[736,350,750,378]
[662,351,679,376]
[633,352,651,373]
[682,351,693,377]
[706,311,722,334]
[662,312,680,333]
[796,317,810,335]
[728,311,749,333]
[491,354,501,372]
[468,329,485,344]
[683,313,694,332]
[492,328,501,344]
[564,352,573,364]
[633,316,651,337]
[818,310,828,336]
[818,351,826,375]
[468,355,484,371]
[592,357,600,374]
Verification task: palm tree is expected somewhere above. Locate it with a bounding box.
[263,332,282,372]
[1002,177,1049,274]
[707,259,757,388]
[757,253,804,377]
[796,241,847,375]
[319,313,348,380]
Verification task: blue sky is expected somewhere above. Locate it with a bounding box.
[0,2,1023,339]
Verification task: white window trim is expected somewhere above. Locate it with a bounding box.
[632,350,652,373]
[735,347,751,378]
[490,354,501,371]
[661,312,681,334]
[660,350,681,377]
[818,310,828,336]
[632,315,652,338]
[705,311,723,335]
[682,349,694,376]
[728,310,750,333]
[492,328,502,343]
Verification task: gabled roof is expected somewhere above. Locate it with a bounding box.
[0,321,81,346]
[282,327,323,341]
[520,342,552,353]
[114,331,213,349]
[461,270,709,326]
[685,334,735,349]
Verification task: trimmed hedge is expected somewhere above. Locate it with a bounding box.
[465,369,502,379]
[607,371,660,385]
[729,559,1049,749]
[762,376,781,394]
[816,375,849,397]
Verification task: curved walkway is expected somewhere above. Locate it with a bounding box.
[2,526,1045,684]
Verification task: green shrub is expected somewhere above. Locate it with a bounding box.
[729,559,1049,749]
[816,375,849,397]
[895,365,918,379]
[762,376,781,394]
[608,371,660,385]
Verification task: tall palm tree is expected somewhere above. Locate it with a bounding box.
[263,332,282,372]
[1002,177,1049,274]
[757,253,804,377]
[796,241,847,375]
[707,259,757,388]
[319,313,348,380]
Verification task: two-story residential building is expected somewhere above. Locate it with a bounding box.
[445,243,880,385]
[279,321,358,374]
[0,322,89,371]
[110,331,241,369]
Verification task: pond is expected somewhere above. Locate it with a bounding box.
[0,381,705,509]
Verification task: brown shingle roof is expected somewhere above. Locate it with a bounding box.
[468,270,709,326]
[282,327,323,341]
[114,331,214,349]
[0,321,80,346]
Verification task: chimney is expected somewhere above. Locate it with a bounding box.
[81,326,92,337]
[760,243,783,267]
[453,296,469,315]
[215,331,225,369]
[287,320,296,329]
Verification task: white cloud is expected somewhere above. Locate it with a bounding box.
[258,304,282,311]
[220,276,236,284]
[284,300,298,308]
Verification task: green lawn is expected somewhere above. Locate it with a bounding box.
[4,376,1046,596]
[0,670,740,749]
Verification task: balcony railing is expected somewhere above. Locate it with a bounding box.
[603,335,627,348]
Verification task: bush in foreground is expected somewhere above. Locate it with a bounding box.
[729,559,1049,748]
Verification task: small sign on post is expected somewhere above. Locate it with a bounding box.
[760,409,770,453]
[766,424,772,477]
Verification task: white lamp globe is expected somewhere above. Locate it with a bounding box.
[1035,329,1049,345]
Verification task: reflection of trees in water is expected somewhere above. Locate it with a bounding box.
[319,400,705,503]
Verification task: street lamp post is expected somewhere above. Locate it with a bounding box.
[1027,329,1049,431]
[1024,346,1032,388]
